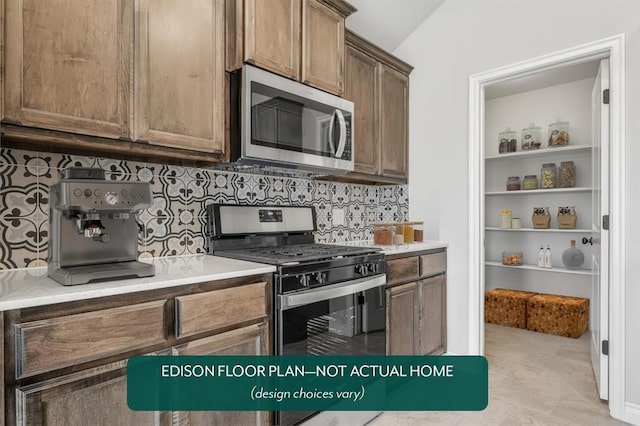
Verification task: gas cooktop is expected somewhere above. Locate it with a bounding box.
[214,243,379,265]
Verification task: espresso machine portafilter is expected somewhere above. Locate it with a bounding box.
[48,167,155,285]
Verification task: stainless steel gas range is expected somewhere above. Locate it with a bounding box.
[207,204,386,426]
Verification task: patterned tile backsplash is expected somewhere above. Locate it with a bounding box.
[0,148,408,269]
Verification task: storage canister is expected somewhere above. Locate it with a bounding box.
[540,163,557,188]
[413,221,424,242]
[394,223,405,244]
[498,127,517,153]
[373,224,394,245]
[523,174,538,190]
[548,119,570,147]
[521,123,542,150]
[506,176,521,191]
[403,222,415,243]
[559,161,576,188]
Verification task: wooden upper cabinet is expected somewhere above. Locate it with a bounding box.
[345,30,412,183]
[301,0,346,95]
[243,0,301,80]
[231,0,354,95]
[135,0,225,153]
[345,45,378,175]
[379,64,409,179]
[4,0,132,139]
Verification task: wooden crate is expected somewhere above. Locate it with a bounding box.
[527,293,589,338]
[485,288,537,329]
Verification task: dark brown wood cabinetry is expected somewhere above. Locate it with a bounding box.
[345,30,413,184]
[386,249,447,355]
[2,274,272,426]
[227,0,355,96]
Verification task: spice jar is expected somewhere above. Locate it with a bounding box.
[558,161,576,188]
[403,222,415,243]
[498,128,517,153]
[548,119,570,147]
[541,163,557,188]
[413,222,424,242]
[394,223,405,244]
[373,224,394,245]
[523,175,538,190]
[521,123,542,150]
[506,176,521,191]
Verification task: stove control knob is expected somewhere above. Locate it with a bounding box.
[104,192,119,206]
[369,263,380,274]
[314,272,327,284]
[355,264,367,275]
[297,274,310,287]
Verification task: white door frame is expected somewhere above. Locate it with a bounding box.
[468,35,626,420]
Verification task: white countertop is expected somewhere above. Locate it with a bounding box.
[0,255,276,311]
[335,240,448,256]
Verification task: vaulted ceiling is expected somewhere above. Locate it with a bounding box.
[345,0,446,52]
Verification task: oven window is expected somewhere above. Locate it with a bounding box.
[279,287,386,356]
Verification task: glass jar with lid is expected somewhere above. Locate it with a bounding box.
[373,223,394,245]
[548,119,570,147]
[506,176,521,191]
[558,161,576,188]
[523,175,538,190]
[541,163,557,188]
[521,123,542,150]
[413,221,424,242]
[498,127,517,153]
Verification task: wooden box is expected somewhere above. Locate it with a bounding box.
[527,293,589,338]
[484,288,537,329]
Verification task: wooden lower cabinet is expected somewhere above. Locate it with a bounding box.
[172,323,270,426]
[387,282,418,355]
[419,275,447,355]
[15,354,171,426]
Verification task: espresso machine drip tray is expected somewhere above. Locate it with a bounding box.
[50,261,155,286]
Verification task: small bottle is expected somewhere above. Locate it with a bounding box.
[537,245,545,267]
[544,245,552,268]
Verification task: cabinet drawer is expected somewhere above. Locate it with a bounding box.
[15,300,166,379]
[386,256,419,285]
[175,282,267,338]
[420,252,446,277]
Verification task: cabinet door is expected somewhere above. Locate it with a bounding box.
[345,45,378,175]
[4,0,132,138]
[379,64,409,180]
[15,357,170,426]
[301,0,344,95]
[172,323,270,426]
[387,282,418,355]
[244,0,301,80]
[419,275,447,355]
[135,0,225,153]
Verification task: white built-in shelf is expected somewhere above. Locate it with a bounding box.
[485,187,591,196]
[485,227,591,233]
[485,261,592,275]
[485,145,591,161]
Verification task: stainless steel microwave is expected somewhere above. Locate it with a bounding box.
[228,64,354,175]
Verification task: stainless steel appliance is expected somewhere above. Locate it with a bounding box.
[48,167,154,286]
[207,204,385,426]
[224,64,354,176]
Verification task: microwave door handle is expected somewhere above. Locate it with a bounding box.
[328,110,337,155]
[334,109,347,158]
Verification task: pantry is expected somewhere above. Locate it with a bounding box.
[468,35,626,406]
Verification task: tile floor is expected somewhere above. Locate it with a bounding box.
[369,324,628,425]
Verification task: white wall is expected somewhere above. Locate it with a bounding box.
[393,0,640,411]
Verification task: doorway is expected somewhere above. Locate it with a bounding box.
[468,35,626,420]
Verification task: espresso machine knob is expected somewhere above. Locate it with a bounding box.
[104,192,119,206]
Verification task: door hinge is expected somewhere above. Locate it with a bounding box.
[602,340,609,355]
[603,89,610,104]
[603,215,609,230]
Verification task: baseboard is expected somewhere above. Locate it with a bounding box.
[624,402,640,425]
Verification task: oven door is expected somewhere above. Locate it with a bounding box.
[277,275,386,425]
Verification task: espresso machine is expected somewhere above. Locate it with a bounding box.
[48,167,155,285]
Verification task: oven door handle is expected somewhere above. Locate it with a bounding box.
[279,275,386,310]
